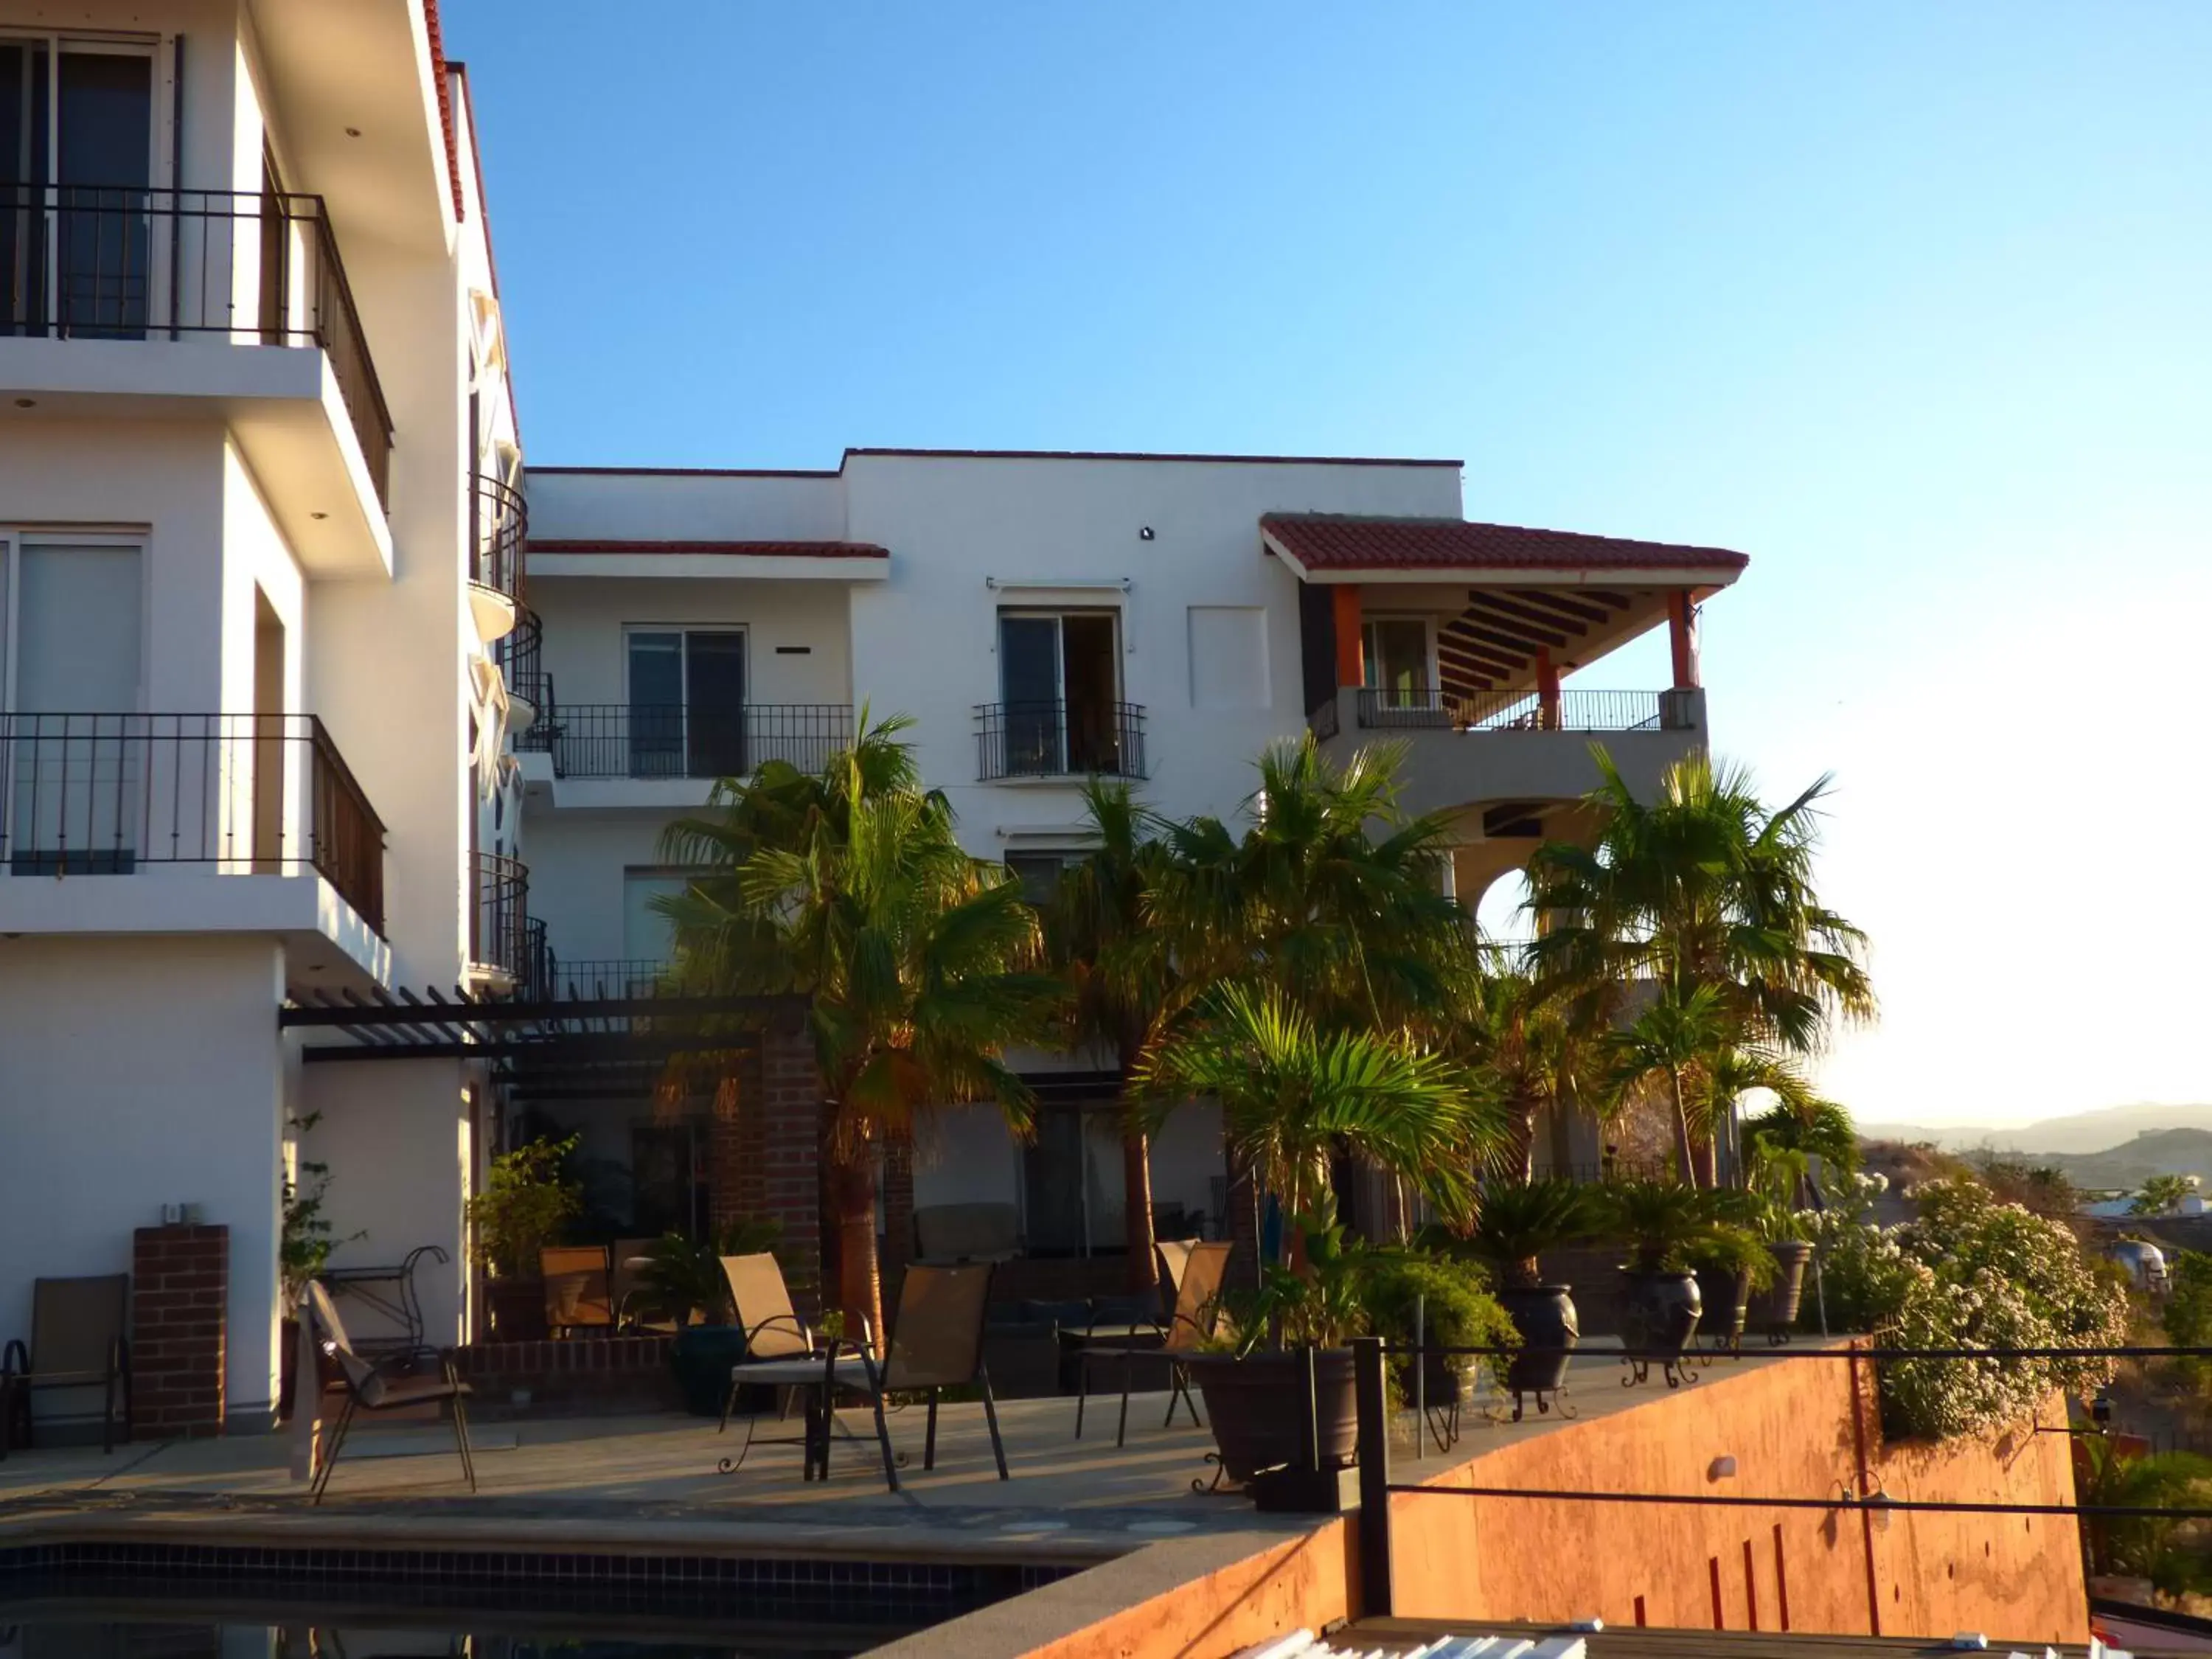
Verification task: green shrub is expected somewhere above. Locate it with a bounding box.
[467,1135,582,1276]
[1362,1251,1517,1398]
[636,1217,785,1326]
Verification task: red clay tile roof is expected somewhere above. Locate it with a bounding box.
[526,540,888,559]
[1260,513,1750,576]
[422,0,464,223]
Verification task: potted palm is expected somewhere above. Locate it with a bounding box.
[1435,1178,1598,1413]
[1686,1217,1776,1355]
[638,1219,785,1416]
[1598,1179,1716,1382]
[1138,983,1484,1495]
[467,1135,581,1341]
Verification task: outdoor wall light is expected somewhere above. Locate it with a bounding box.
[1138,526,1155,540]
[345,127,363,138]
[1708,1455,1738,1481]
[13,397,33,408]
[310,511,330,521]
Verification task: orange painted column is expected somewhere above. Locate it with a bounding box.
[1534,647,1562,731]
[1332,585,1365,687]
[1668,590,1701,690]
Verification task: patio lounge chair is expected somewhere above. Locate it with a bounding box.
[304,1280,475,1504]
[539,1245,613,1337]
[1,1274,131,1456]
[1074,1239,1231,1447]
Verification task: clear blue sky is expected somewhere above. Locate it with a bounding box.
[448,1,2211,1130]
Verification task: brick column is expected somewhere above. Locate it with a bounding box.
[131,1224,228,1439]
[709,1048,769,1233]
[880,1138,915,1304]
[759,1010,824,1315]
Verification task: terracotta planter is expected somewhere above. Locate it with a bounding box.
[1497,1284,1579,1408]
[1186,1349,1357,1486]
[1746,1241,1813,1343]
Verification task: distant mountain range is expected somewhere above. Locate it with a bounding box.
[1859,1101,2211,1155]
[1858,1102,2212,1192]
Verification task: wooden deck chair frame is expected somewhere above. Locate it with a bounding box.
[305,1281,475,1505]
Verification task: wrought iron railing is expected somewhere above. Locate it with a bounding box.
[0,183,394,508]
[543,957,671,998]
[470,852,530,983]
[0,712,386,931]
[1355,687,1698,734]
[470,471,527,605]
[974,700,1147,782]
[521,917,552,1001]
[495,607,544,716]
[521,703,853,780]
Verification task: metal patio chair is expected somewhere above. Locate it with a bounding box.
[1,1274,131,1456]
[715,1252,891,1484]
[539,1244,613,1338]
[873,1259,1008,1482]
[1074,1239,1231,1447]
[304,1280,475,1504]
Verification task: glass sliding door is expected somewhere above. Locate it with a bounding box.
[7,543,146,872]
[995,610,1121,776]
[625,629,748,779]
[0,40,156,338]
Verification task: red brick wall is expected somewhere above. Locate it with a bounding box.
[703,1015,824,1316]
[451,1334,681,1411]
[759,1010,824,1313]
[131,1224,227,1438]
[880,1140,915,1281]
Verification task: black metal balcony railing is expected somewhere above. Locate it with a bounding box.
[975,700,1147,782]
[0,712,386,932]
[1,184,394,509]
[1354,688,1699,734]
[520,703,855,781]
[545,957,670,998]
[495,608,544,716]
[470,852,530,983]
[470,471,527,604]
[520,917,552,1001]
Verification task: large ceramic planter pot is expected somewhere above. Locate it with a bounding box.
[486,1274,549,1342]
[1186,1349,1357,1486]
[1694,1266,1753,1354]
[1497,1284,1580,1409]
[1621,1270,1702,1382]
[670,1325,762,1418]
[1747,1241,1813,1343]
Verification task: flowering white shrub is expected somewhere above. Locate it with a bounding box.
[1809,1178,2128,1441]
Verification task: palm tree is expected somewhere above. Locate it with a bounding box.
[655,713,1057,1340]
[1594,985,1728,1186]
[2074,1436,2212,1580]
[1048,779,1185,1293]
[1526,750,1874,1183]
[1143,735,1483,1243]
[1134,983,1492,1246]
[1449,964,1590,1184]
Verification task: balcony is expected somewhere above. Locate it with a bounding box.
[974,701,1147,782]
[517,701,855,809]
[1,185,394,575]
[469,852,530,987]
[470,471,527,645]
[1314,686,1706,818]
[495,605,544,728]
[0,712,388,970]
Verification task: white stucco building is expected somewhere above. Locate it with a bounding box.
[0,3,1749,1423]
[512,452,1747,1268]
[0,0,522,1428]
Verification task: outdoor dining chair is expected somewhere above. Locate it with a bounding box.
[303,1280,475,1504]
[872,1260,1009,1482]
[715,1251,891,1484]
[1074,1239,1231,1447]
[1,1274,131,1457]
[539,1245,613,1338]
